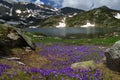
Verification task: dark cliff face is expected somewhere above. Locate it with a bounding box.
[60,7,84,15]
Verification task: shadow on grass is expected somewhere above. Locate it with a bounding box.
[105,62,120,72]
[0,47,12,57]
[0,41,24,57]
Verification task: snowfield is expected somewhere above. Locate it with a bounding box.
[114,13,120,19]
[56,17,66,28]
[81,22,95,27]
[16,10,22,14]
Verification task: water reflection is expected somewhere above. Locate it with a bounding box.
[24,27,118,38]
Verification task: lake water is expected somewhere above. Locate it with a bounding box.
[24,27,118,38]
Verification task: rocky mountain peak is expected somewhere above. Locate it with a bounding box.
[0,0,60,27]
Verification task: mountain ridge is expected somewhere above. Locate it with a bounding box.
[66,6,120,28]
[0,0,120,28]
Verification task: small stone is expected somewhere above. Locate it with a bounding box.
[16,61,25,65]
[25,47,32,53]
[7,57,21,60]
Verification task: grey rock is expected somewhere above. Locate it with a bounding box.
[0,27,36,50]
[7,32,20,40]
[14,28,36,50]
[24,47,32,53]
[105,40,120,69]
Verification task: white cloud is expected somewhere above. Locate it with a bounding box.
[5,0,120,10]
[17,0,31,2]
[34,0,44,4]
[62,0,93,10]
[93,0,120,10]
[49,0,62,7]
[50,0,120,10]
[17,0,44,4]
[4,0,19,3]
[62,0,120,10]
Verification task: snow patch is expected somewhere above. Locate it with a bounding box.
[73,13,77,16]
[26,8,31,13]
[81,22,95,27]
[56,17,66,28]
[0,3,10,9]
[38,4,44,8]
[29,21,34,23]
[29,26,39,28]
[68,15,73,17]
[10,8,13,16]
[114,13,120,19]
[6,21,20,25]
[16,10,22,14]
[50,8,58,11]
[19,21,27,25]
[68,13,77,18]
[0,19,5,23]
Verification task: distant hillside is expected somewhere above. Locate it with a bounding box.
[66,6,120,28]
[40,16,63,28]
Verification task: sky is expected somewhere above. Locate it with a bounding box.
[16,0,120,10]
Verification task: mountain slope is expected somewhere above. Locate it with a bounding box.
[0,0,60,27]
[66,6,120,28]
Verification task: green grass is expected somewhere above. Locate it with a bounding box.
[41,16,63,27]
[23,28,120,46]
[28,33,120,46]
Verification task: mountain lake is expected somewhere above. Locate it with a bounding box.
[24,27,119,38]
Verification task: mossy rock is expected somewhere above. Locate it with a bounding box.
[71,60,97,70]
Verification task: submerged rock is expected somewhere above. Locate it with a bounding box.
[105,40,120,70]
[71,60,96,70]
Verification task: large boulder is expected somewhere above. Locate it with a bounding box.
[14,28,36,50]
[0,27,36,50]
[105,40,120,70]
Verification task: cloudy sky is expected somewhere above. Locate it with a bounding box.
[17,0,120,10]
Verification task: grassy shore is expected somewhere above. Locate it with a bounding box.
[25,31,120,46]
